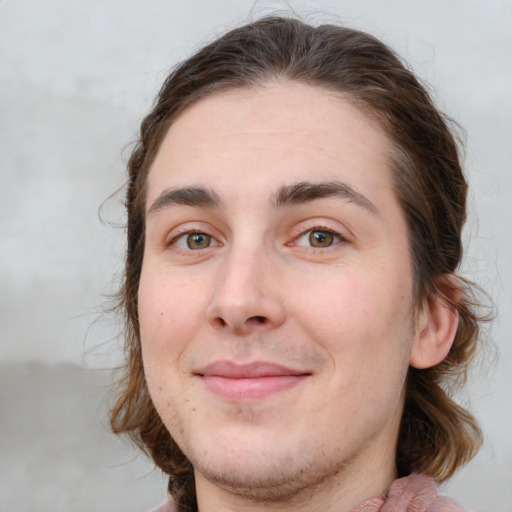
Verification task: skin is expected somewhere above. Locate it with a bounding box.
[138,81,455,512]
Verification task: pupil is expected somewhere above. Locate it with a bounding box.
[310,230,333,247]
[187,233,210,249]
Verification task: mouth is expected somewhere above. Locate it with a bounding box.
[194,361,311,401]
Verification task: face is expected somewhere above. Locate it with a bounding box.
[138,82,420,501]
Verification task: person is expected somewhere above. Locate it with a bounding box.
[110,16,486,512]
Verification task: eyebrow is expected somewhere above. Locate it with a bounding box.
[147,180,378,216]
[272,181,378,214]
[148,186,222,214]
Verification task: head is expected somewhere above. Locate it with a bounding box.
[111,16,483,509]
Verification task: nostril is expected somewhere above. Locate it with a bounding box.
[209,313,272,331]
[213,317,227,328]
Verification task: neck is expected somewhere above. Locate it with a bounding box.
[194,449,397,512]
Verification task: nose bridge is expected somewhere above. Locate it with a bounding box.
[223,241,262,290]
[206,238,284,333]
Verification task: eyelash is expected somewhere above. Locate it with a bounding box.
[166,225,347,254]
[290,226,347,250]
[167,230,222,252]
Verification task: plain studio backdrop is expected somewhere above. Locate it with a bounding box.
[1,1,511,511]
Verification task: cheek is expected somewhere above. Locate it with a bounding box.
[297,270,413,414]
[138,270,206,359]
[137,271,208,417]
[292,265,413,364]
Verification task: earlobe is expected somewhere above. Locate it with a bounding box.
[410,278,461,370]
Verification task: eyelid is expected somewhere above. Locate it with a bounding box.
[287,223,349,248]
[295,229,341,248]
[164,222,224,252]
[172,231,222,250]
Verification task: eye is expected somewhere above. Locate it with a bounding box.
[173,232,221,250]
[294,228,342,248]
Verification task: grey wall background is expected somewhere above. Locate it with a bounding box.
[1,1,511,511]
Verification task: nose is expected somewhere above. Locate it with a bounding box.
[206,248,286,335]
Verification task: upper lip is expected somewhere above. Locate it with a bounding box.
[195,361,311,378]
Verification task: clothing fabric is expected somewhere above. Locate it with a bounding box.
[348,473,467,512]
[148,473,468,512]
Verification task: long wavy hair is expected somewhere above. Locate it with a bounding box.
[110,16,487,511]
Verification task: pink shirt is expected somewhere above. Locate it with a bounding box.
[150,473,467,512]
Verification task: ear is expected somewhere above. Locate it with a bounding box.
[410,277,461,370]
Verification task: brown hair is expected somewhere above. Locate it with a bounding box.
[110,16,486,509]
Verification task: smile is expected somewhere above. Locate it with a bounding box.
[195,361,311,401]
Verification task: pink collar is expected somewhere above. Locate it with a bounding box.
[349,473,466,512]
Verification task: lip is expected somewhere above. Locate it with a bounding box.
[195,361,311,401]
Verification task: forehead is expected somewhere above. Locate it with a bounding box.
[146,81,395,211]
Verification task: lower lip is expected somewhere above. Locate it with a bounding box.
[201,375,308,401]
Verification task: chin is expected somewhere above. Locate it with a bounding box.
[188,431,346,503]
[195,456,337,503]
